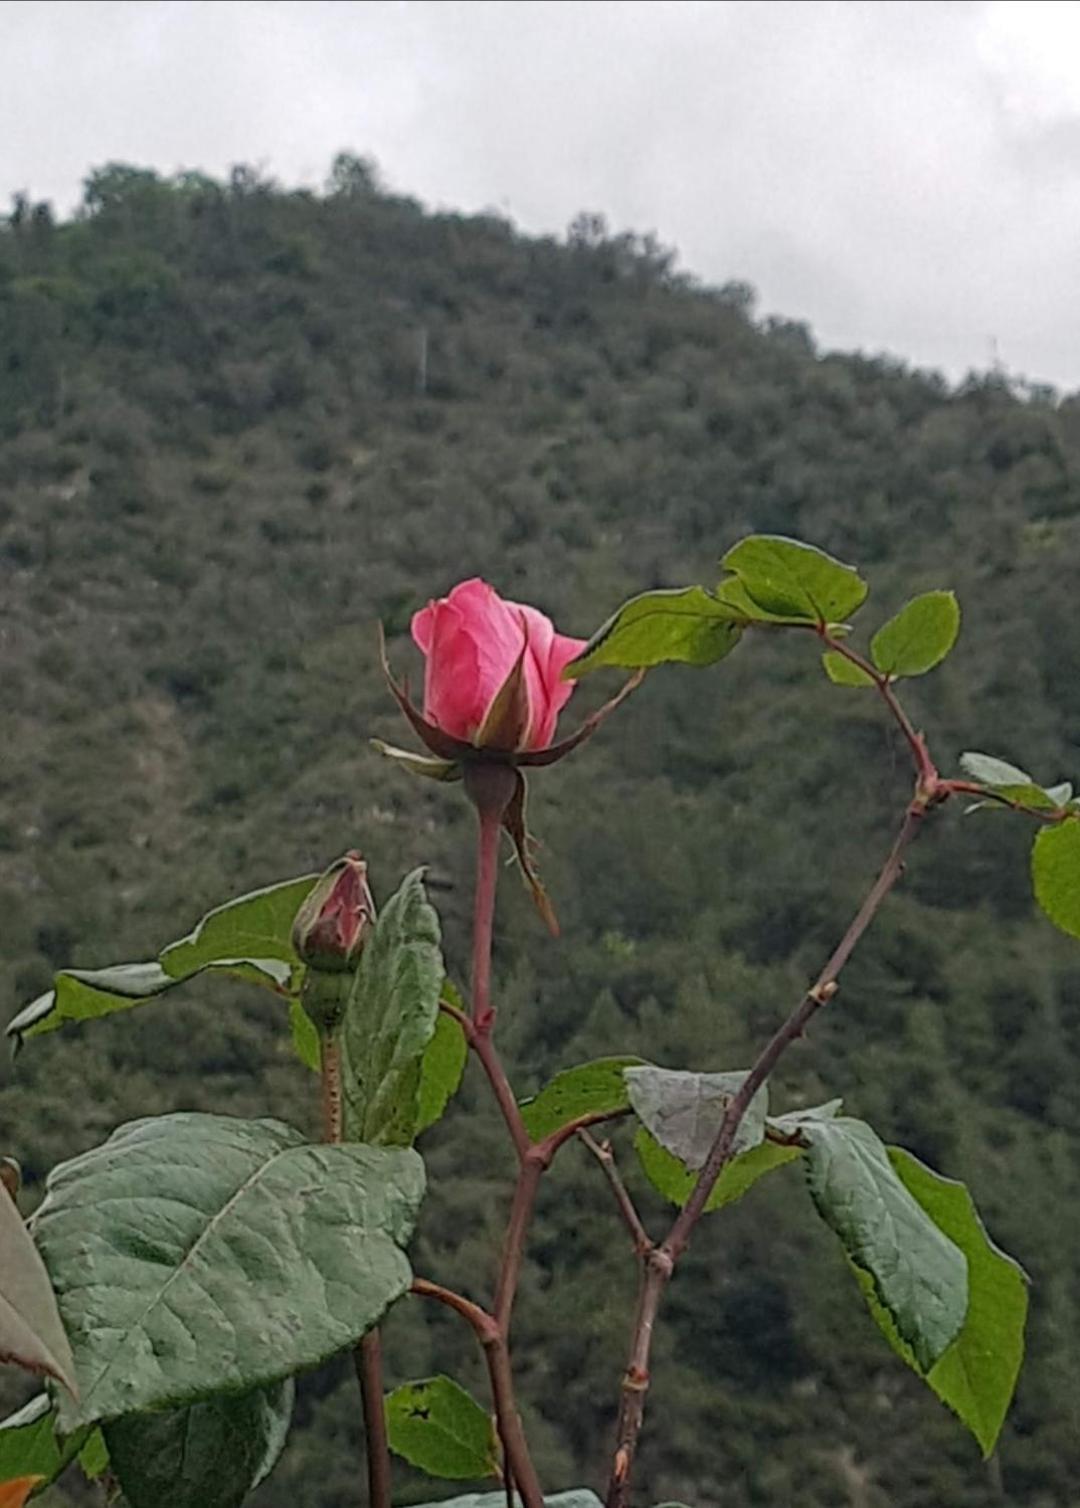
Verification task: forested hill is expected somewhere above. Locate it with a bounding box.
[2,158,1080,1508]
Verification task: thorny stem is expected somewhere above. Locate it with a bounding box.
[604,799,930,1508]
[321,1027,391,1508]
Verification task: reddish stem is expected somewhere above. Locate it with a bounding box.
[322,1027,391,1508]
[604,799,929,1508]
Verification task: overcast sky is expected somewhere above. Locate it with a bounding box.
[3,0,1079,391]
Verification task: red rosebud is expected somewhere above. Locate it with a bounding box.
[292,852,375,973]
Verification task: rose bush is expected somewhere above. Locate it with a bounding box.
[411,579,586,752]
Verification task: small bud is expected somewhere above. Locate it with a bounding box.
[292,852,376,974]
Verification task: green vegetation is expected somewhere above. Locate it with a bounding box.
[2,157,1080,1506]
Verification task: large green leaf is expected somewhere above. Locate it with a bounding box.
[719,536,867,624]
[410,1494,601,1508]
[634,1129,799,1213]
[385,1375,498,1480]
[568,587,742,676]
[624,1067,767,1168]
[0,1180,77,1398]
[870,591,960,678]
[104,1379,294,1508]
[160,873,318,982]
[32,1113,424,1431]
[1032,821,1080,939]
[802,1118,967,1372]
[341,869,444,1145]
[520,1057,646,1141]
[876,1149,1028,1456]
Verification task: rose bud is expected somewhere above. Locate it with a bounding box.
[411,579,587,753]
[292,852,375,973]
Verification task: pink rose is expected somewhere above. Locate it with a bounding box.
[411,579,587,752]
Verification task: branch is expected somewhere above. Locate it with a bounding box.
[577,1130,652,1255]
[603,798,929,1508]
[817,630,936,788]
[322,1027,391,1508]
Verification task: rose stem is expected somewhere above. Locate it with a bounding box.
[321,1025,392,1508]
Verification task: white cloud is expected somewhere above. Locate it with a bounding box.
[1,0,1077,389]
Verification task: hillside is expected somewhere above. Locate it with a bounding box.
[2,157,1080,1507]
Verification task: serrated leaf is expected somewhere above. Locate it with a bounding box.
[802,1117,966,1372]
[634,1128,799,1213]
[520,1057,646,1141]
[32,1113,424,1431]
[417,1008,468,1134]
[385,1375,498,1480]
[719,536,867,624]
[624,1067,767,1169]
[160,873,318,983]
[105,1379,293,1508]
[1032,821,1080,939]
[341,869,444,1146]
[288,997,321,1072]
[821,651,875,687]
[409,1494,601,1508]
[568,587,742,676]
[0,1180,77,1399]
[870,591,960,678]
[879,1149,1028,1456]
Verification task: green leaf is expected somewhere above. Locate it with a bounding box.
[821,651,875,687]
[520,1057,646,1141]
[417,1008,468,1134]
[385,1375,498,1480]
[634,1128,799,1213]
[76,1428,109,1480]
[719,536,867,624]
[1032,821,1080,939]
[160,873,318,984]
[0,1396,62,1485]
[288,997,321,1072]
[341,869,445,1145]
[32,1112,424,1431]
[568,587,742,676]
[0,1178,77,1399]
[8,963,177,1043]
[880,1149,1028,1456]
[766,1098,843,1136]
[409,1494,601,1508]
[624,1067,767,1168]
[8,955,295,1044]
[105,1379,293,1508]
[958,752,1067,812]
[802,1117,967,1372]
[870,591,960,678]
